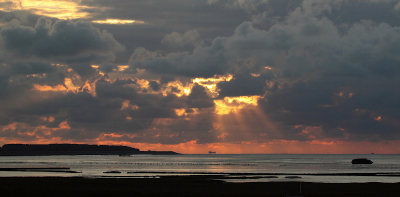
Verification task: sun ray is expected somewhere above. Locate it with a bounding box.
[92,19,145,24]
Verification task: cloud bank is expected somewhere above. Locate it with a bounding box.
[1,0,400,153]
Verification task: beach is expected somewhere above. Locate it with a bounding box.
[1,176,399,196]
[1,154,400,183]
[1,154,400,196]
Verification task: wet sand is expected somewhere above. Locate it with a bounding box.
[0,176,399,196]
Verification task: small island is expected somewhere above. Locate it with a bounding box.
[0,144,180,156]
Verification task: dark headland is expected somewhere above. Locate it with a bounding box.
[0,144,180,156]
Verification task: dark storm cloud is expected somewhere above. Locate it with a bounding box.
[0,61,66,102]
[0,18,124,63]
[5,61,55,75]
[0,61,64,99]
[90,23,172,64]
[82,0,251,63]
[127,16,335,78]
[259,77,400,141]
[83,0,400,65]
[83,0,249,36]
[217,71,274,97]
[162,29,201,46]
[126,0,400,142]
[0,2,221,143]
[0,74,8,95]
[134,2,400,79]
[148,80,160,91]
[0,10,45,27]
[160,75,175,84]
[63,92,123,123]
[68,64,98,81]
[2,85,145,133]
[98,62,118,73]
[128,106,176,119]
[96,78,138,100]
[246,5,400,141]
[0,69,220,143]
[12,90,152,137]
[187,84,214,108]
[325,0,400,27]
[2,0,400,145]
[96,77,185,113]
[129,42,230,78]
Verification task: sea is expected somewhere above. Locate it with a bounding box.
[1,154,400,183]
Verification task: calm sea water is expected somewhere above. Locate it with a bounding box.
[1,154,399,183]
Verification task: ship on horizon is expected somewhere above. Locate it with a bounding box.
[208,151,216,154]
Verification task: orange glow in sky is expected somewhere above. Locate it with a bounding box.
[192,74,233,96]
[2,135,399,154]
[162,80,193,97]
[91,139,400,154]
[92,19,145,24]
[32,84,68,92]
[1,1,144,24]
[214,96,261,115]
[117,65,129,71]
[1,0,93,20]
[33,78,77,92]
[32,77,99,97]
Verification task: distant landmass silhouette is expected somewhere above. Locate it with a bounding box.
[0,144,180,156]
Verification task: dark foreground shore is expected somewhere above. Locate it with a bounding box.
[0,177,399,197]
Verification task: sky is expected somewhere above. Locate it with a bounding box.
[1,0,400,154]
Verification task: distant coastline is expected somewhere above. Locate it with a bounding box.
[0,144,180,156]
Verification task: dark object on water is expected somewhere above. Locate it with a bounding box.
[208,151,216,154]
[352,158,373,164]
[285,176,301,179]
[104,171,121,174]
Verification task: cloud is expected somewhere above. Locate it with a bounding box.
[128,42,230,78]
[323,1,400,27]
[6,62,55,75]
[0,75,219,144]
[132,5,400,79]
[217,71,273,97]
[0,18,124,63]
[95,78,138,100]
[187,84,215,108]
[148,80,160,91]
[129,1,400,143]
[128,15,336,78]
[161,29,202,47]
[2,0,400,152]
[207,0,270,13]
[97,62,118,73]
[0,60,67,101]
